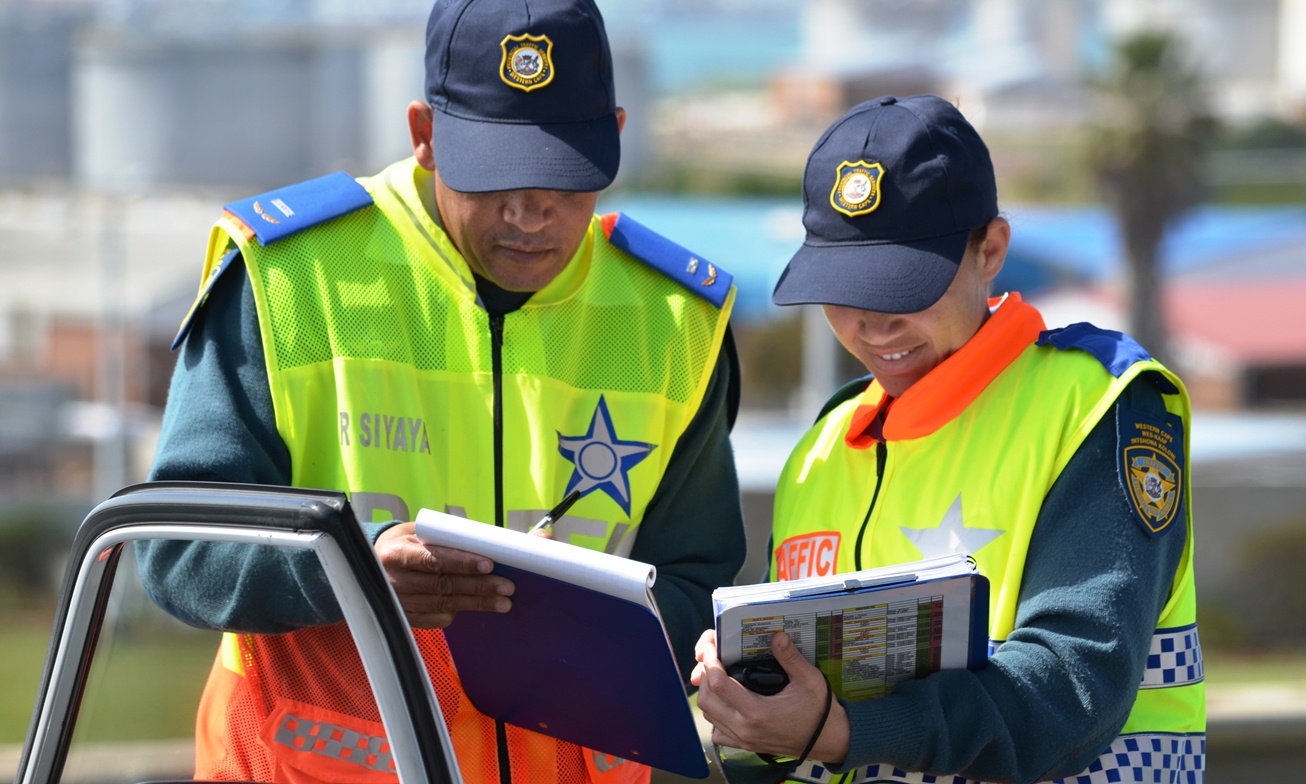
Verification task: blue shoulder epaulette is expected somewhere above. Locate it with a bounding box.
[602,213,733,309]
[1037,322,1178,394]
[1042,322,1186,538]
[224,171,373,247]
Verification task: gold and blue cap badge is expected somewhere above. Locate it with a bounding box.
[501,34,554,92]
[424,0,619,193]
[772,95,998,314]
[831,160,885,217]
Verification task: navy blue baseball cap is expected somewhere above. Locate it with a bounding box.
[424,0,620,193]
[773,95,998,314]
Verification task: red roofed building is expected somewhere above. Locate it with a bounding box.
[1033,237,1306,411]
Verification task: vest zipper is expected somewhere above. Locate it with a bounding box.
[490,312,506,530]
[852,441,887,571]
[488,311,513,784]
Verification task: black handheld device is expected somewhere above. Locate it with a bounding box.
[726,656,789,696]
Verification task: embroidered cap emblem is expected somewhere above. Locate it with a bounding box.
[501,34,554,92]
[830,160,885,217]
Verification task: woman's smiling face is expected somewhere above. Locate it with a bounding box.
[822,218,1009,398]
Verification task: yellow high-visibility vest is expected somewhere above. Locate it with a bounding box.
[771,295,1202,784]
[190,158,735,784]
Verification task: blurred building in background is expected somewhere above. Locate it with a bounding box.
[777,0,1306,131]
[1,0,1305,646]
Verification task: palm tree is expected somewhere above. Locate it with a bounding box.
[1085,31,1216,366]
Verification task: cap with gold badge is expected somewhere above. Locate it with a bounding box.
[772,95,998,315]
[424,0,620,194]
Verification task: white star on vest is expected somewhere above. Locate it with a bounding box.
[557,395,656,516]
[899,494,1004,558]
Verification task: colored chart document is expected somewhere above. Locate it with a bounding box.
[713,553,990,699]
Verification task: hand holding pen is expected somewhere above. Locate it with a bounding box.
[529,489,582,536]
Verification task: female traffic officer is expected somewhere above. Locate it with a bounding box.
[692,95,1202,784]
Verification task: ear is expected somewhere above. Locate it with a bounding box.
[615,106,626,136]
[408,101,436,171]
[974,216,1010,285]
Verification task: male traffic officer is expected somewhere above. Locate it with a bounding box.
[136,1,746,783]
[692,95,1203,784]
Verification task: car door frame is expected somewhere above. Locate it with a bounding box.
[14,481,461,784]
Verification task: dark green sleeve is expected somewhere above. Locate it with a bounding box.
[834,378,1187,781]
[134,258,391,632]
[630,329,747,684]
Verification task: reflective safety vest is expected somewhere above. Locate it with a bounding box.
[188,159,735,784]
[770,295,1203,784]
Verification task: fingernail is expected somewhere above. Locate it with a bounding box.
[494,597,511,613]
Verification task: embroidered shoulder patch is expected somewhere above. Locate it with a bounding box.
[223,171,373,247]
[601,213,733,308]
[1116,406,1185,538]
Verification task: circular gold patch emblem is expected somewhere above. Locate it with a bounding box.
[830,161,885,217]
[501,34,554,92]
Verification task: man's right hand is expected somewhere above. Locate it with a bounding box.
[375,523,515,628]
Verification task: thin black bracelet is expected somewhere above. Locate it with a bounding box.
[792,674,833,770]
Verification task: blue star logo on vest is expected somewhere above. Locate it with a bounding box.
[557,396,656,516]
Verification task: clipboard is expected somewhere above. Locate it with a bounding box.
[415,509,710,779]
[714,553,990,699]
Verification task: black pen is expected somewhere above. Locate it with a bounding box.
[529,489,582,533]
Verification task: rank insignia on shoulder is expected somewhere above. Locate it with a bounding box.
[501,33,554,92]
[223,171,373,247]
[1038,322,1162,381]
[831,160,885,217]
[601,213,733,309]
[1116,407,1185,538]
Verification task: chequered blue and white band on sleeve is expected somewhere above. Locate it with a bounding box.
[989,625,1203,690]
[1050,733,1204,783]
[782,733,1204,783]
[784,759,976,783]
[1140,624,1203,689]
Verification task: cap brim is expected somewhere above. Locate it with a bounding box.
[431,109,620,193]
[772,229,971,314]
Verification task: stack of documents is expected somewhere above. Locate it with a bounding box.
[714,553,989,699]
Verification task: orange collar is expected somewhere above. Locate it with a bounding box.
[846,294,1047,448]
